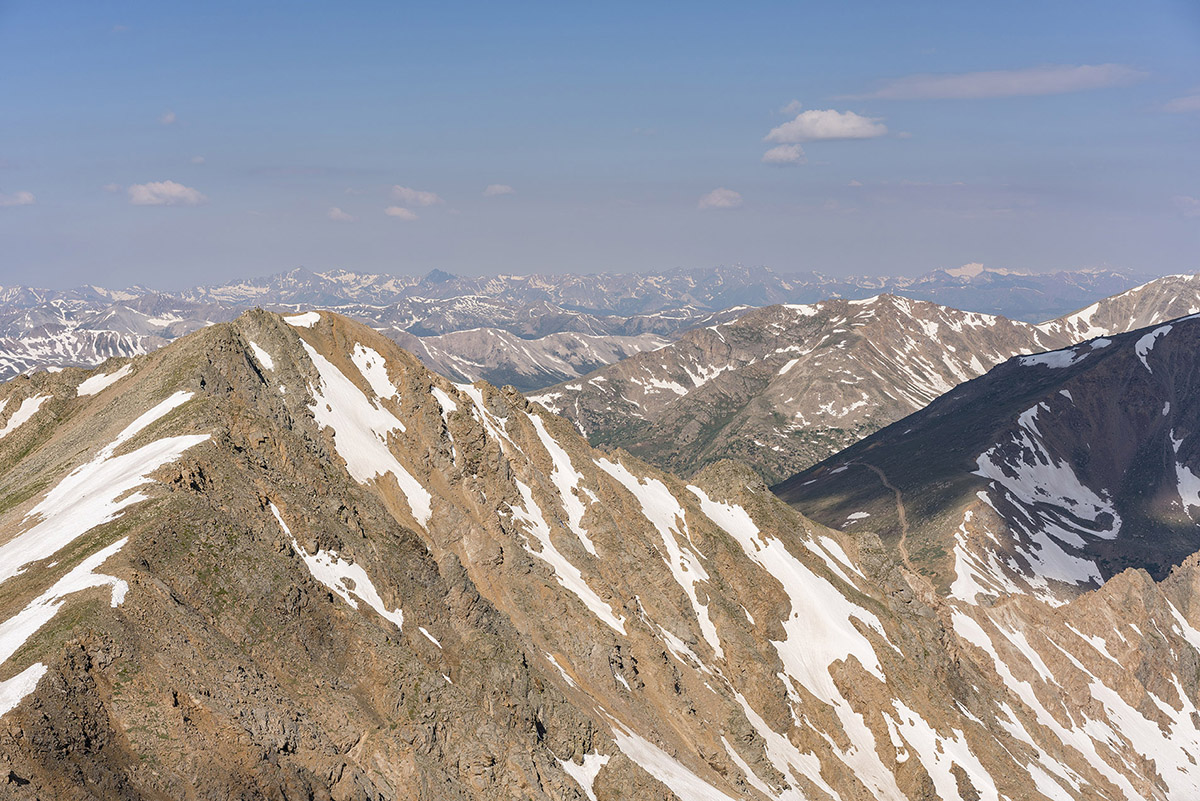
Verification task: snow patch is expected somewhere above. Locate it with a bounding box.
[247,342,275,371]
[77,364,133,396]
[350,343,397,398]
[558,752,609,801]
[0,394,50,439]
[529,414,597,555]
[597,460,720,657]
[1136,325,1172,371]
[610,723,738,801]
[271,504,404,629]
[300,341,431,527]
[284,311,321,327]
[688,485,902,799]
[509,479,626,634]
[0,538,130,720]
[0,393,208,587]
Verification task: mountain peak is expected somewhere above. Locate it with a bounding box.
[422,268,458,284]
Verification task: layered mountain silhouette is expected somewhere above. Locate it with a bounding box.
[0,265,1155,387]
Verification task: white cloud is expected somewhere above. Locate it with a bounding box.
[385,206,418,220]
[698,188,743,210]
[391,185,442,207]
[102,183,122,193]
[1174,196,1200,218]
[328,207,353,221]
[191,155,206,165]
[160,110,177,125]
[848,179,863,187]
[780,99,804,116]
[483,183,515,196]
[761,144,806,165]
[1165,93,1200,113]
[127,180,206,206]
[856,63,1146,100]
[0,190,35,207]
[765,109,887,142]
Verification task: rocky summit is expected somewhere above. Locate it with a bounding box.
[4,308,1200,799]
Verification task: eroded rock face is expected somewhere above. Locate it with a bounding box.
[3,309,1200,800]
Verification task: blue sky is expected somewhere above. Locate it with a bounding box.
[1,1,1197,288]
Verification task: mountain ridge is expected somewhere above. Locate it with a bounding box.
[0,264,1156,387]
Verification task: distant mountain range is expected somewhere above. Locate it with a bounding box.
[0,263,1155,387]
[539,274,1200,482]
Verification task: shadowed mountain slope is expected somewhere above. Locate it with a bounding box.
[776,313,1200,606]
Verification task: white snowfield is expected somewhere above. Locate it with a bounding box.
[0,391,209,587]
[1018,337,1110,370]
[270,504,404,629]
[952,606,1200,801]
[299,341,432,527]
[76,363,133,396]
[1136,325,1172,371]
[247,341,275,371]
[557,751,609,801]
[528,413,598,555]
[689,485,904,800]
[969,401,1120,601]
[284,311,321,327]
[597,458,722,658]
[350,343,397,399]
[610,720,739,801]
[0,394,50,440]
[0,390,207,720]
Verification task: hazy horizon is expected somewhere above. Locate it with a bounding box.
[2,2,1197,287]
[0,260,1172,296]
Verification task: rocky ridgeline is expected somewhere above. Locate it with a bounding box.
[3,309,1200,798]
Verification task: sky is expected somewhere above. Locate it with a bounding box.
[0,1,1197,289]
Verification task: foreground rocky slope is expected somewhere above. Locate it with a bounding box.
[4,310,1200,798]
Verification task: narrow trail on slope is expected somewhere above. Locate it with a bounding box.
[859,462,916,573]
